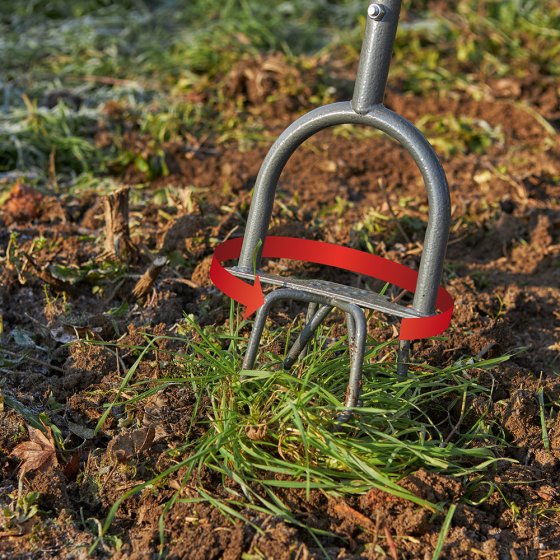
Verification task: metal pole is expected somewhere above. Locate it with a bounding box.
[352,0,402,114]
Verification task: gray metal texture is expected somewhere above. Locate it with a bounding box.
[234,1,451,418]
[353,0,401,113]
[283,304,333,369]
[237,101,451,317]
[298,302,319,361]
[227,266,428,319]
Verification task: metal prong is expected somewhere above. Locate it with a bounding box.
[284,305,333,369]
[335,304,367,424]
[397,339,410,376]
[297,302,318,361]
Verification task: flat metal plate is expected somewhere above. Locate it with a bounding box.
[226,267,428,319]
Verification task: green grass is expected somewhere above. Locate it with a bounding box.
[432,503,457,560]
[0,96,103,179]
[1,0,558,188]
[90,305,513,554]
[417,114,505,156]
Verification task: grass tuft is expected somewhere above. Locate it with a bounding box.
[92,305,514,553]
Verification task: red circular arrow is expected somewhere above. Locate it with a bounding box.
[210,236,453,340]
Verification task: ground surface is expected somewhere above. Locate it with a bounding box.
[0,1,559,559]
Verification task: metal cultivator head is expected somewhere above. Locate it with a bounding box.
[229,0,451,422]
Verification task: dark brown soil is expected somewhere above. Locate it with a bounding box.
[1,44,559,560]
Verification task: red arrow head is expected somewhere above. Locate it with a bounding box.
[242,275,265,319]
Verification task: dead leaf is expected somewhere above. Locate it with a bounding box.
[318,160,337,173]
[48,324,76,345]
[108,425,155,462]
[11,425,58,477]
[490,78,522,98]
[2,181,43,225]
[246,424,267,441]
[536,485,558,501]
[67,420,95,440]
[62,451,81,480]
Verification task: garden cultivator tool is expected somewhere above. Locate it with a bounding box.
[228,0,451,421]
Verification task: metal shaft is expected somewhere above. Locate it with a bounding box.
[352,0,402,114]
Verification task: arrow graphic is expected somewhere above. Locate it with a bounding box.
[210,237,264,319]
[210,236,454,340]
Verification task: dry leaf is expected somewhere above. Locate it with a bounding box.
[67,420,95,440]
[62,451,81,480]
[246,424,267,441]
[11,425,58,477]
[108,425,155,462]
[2,181,43,225]
[318,160,337,173]
[536,485,558,501]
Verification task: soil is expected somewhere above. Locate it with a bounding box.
[1,38,560,560]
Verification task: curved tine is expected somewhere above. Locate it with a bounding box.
[397,339,410,377]
[335,303,367,425]
[346,312,356,344]
[243,289,295,370]
[306,302,318,321]
[284,304,333,369]
[297,302,318,361]
[242,300,274,370]
[243,289,331,370]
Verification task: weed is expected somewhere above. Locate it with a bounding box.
[1,490,41,531]
[417,114,504,157]
[432,503,457,560]
[90,306,512,552]
[537,384,551,451]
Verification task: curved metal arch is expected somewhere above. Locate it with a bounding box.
[238,101,451,316]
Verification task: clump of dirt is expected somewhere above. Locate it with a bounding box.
[2,182,44,225]
[62,343,117,393]
[0,409,26,455]
[221,52,319,118]
[400,469,463,503]
[28,464,70,511]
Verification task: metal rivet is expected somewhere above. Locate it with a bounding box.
[367,3,386,21]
